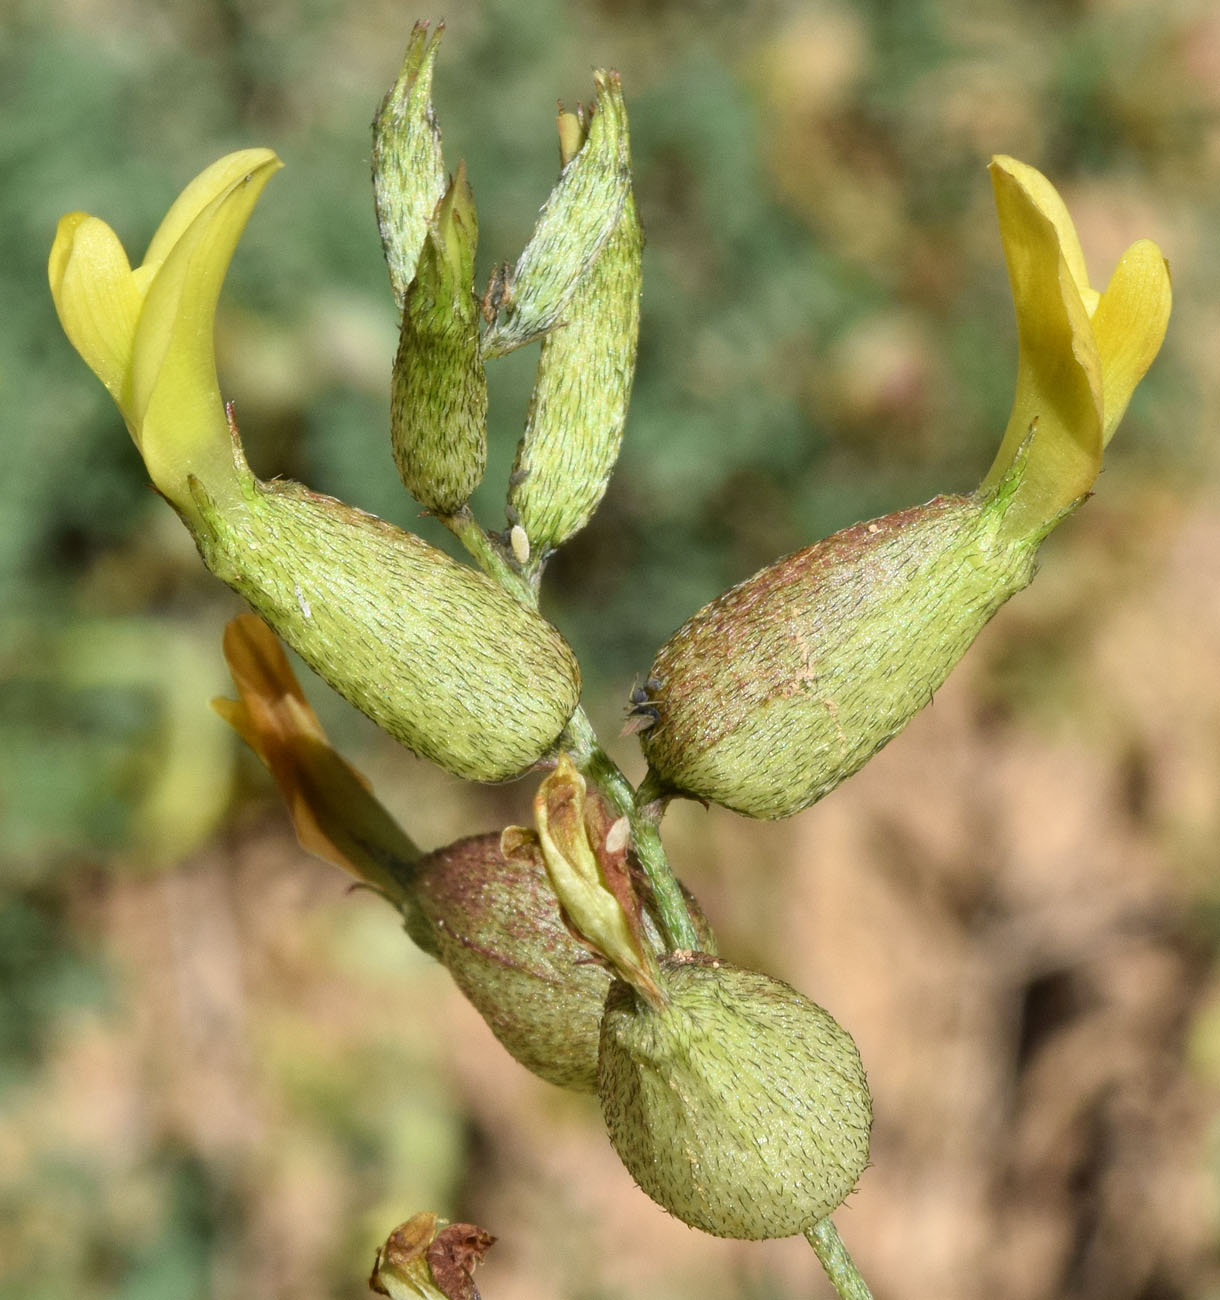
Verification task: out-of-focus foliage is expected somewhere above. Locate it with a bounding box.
[3,0,1219,1298]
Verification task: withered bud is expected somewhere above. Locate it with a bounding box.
[370,1212,495,1300]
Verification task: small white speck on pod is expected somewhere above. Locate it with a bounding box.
[605,816,631,854]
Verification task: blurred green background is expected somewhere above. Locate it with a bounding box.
[4,0,1220,1297]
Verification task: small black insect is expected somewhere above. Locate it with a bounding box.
[623,676,663,734]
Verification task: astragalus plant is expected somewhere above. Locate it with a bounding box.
[49,22,1170,1300]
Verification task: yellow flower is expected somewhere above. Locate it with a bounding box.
[49,149,282,526]
[982,155,1171,537]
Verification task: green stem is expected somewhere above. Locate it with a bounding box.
[805,1219,873,1300]
[561,710,700,952]
[442,507,538,606]
[445,505,699,954]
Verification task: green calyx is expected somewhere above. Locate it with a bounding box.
[635,452,1057,819]
[188,452,580,784]
[392,163,488,515]
[598,953,872,1239]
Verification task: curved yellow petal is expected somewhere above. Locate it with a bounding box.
[1093,238,1172,447]
[983,158,1104,536]
[130,152,282,516]
[991,154,1097,312]
[142,148,281,269]
[48,213,143,421]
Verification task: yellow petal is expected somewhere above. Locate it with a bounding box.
[991,154,1097,312]
[983,158,1104,534]
[129,151,282,514]
[142,148,281,269]
[213,615,420,899]
[48,213,143,422]
[1092,238,1172,447]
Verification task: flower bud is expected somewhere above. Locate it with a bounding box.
[480,71,631,359]
[507,98,642,554]
[532,755,663,1005]
[598,953,871,1239]
[194,455,580,783]
[372,22,447,311]
[391,164,488,514]
[634,455,1050,818]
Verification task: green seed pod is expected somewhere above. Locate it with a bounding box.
[190,453,581,783]
[635,455,1057,818]
[392,165,488,514]
[508,142,642,554]
[408,831,611,1092]
[598,953,871,1239]
[372,22,447,311]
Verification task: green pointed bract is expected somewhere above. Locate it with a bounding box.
[405,830,610,1092]
[372,22,447,311]
[509,183,642,552]
[637,446,1059,819]
[480,71,631,359]
[188,453,580,784]
[392,165,488,514]
[598,954,872,1240]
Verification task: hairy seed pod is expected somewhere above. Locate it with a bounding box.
[191,461,580,783]
[598,953,871,1239]
[408,832,611,1092]
[636,469,1051,818]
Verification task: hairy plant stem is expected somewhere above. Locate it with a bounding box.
[443,507,538,606]
[806,1219,873,1300]
[443,507,701,953]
